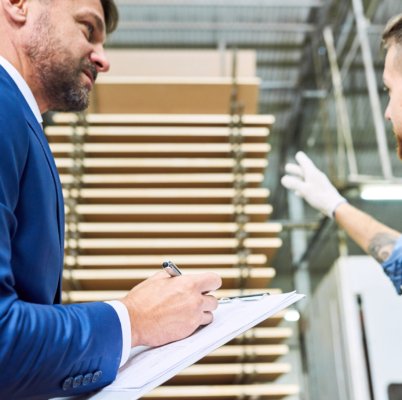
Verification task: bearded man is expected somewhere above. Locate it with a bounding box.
[0,1,221,398]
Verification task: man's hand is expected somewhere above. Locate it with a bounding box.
[281,151,346,218]
[120,271,222,347]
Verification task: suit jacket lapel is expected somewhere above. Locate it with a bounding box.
[26,115,65,252]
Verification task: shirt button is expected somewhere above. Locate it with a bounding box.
[92,370,103,383]
[83,373,93,386]
[62,377,73,391]
[73,374,83,388]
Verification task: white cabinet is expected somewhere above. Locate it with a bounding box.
[306,256,402,400]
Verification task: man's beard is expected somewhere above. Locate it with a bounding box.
[397,135,402,160]
[25,13,97,112]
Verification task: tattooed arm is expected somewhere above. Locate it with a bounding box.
[367,233,399,263]
[334,202,401,262]
[334,202,402,294]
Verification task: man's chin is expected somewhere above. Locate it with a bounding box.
[52,91,89,113]
[397,142,402,160]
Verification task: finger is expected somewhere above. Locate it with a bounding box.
[295,151,318,175]
[200,311,214,326]
[284,163,304,178]
[148,270,170,280]
[281,175,306,193]
[192,272,222,293]
[201,294,219,311]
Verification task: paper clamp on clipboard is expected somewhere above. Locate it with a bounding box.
[218,292,270,304]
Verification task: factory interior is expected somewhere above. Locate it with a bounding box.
[47,1,402,399]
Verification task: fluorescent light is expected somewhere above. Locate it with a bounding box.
[360,184,402,200]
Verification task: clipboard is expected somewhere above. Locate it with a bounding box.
[86,291,304,400]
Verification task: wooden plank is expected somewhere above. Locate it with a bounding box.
[59,173,264,188]
[51,113,275,128]
[198,344,289,364]
[103,49,256,78]
[63,254,269,269]
[68,237,281,256]
[56,157,268,174]
[145,383,299,399]
[46,126,269,143]
[49,142,270,158]
[69,204,272,223]
[87,78,260,114]
[73,222,281,239]
[166,362,291,385]
[62,288,284,303]
[229,327,293,345]
[63,188,270,205]
[62,267,275,290]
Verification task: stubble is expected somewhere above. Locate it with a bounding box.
[24,12,95,112]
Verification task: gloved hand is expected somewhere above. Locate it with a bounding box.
[281,151,347,218]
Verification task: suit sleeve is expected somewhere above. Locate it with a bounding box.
[0,105,123,399]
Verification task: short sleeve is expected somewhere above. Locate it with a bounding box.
[381,235,402,295]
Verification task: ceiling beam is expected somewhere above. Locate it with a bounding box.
[116,21,315,33]
[116,0,323,8]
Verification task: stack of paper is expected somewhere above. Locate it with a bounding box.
[87,291,304,400]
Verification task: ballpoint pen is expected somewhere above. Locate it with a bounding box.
[162,260,182,277]
[162,261,269,303]
[162,261,270,304]
[219,292,270,304]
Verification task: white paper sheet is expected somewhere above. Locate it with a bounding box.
[88,291,304,400]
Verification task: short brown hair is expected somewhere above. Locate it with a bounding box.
[101,0,119,34]
[382,13,402,49]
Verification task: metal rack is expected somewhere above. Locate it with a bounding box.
[63,113,87,295]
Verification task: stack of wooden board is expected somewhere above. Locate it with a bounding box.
[46,112,298,399]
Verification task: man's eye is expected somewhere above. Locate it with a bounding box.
[84,22,94,40]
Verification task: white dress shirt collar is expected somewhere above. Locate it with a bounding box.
[0,56,43,125]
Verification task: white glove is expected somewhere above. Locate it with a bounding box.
[281,151,347,218]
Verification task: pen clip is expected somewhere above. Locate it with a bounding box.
[162,260,182,277]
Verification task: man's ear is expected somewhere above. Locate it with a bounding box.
[2,0,28,24]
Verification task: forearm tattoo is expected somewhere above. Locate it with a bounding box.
[368,233,398,263]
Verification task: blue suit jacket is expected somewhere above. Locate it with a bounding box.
[0,66,122,399]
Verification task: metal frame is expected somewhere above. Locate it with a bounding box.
[351,0,393,180]
[116,0,323,7]
[323,26,359,181]
[117,21,316,33]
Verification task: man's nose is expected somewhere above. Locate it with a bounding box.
[90,46,110,73]
[384,103,391,121]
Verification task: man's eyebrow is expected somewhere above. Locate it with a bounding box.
[77,9,106,36]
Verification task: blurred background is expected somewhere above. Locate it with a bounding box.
[50,1,402,399]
